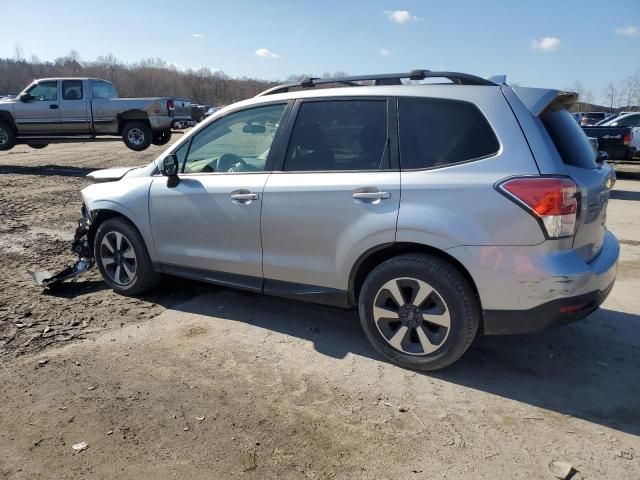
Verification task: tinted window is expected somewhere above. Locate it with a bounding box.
[615,114,640,127]
[183,103,286,174]
[26,81,57,101]
[62,80,83,100]
[91,81,118,99]
[284,100,387,171]
[541,105,597,169]
[398,97,499,169]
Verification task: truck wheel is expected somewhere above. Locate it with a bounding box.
[358,253,480,371]
[94,217,160,295]
[122,121,152,151]
[152,130,172,146]
[0,122,16,151]
[28,143,48,149]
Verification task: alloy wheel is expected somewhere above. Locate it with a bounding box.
[127,128,145,146]
[373,277,451,355]
[100,231,137,286]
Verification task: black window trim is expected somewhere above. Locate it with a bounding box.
[62,79,84,101]
[169,100,295,176]
[271,96,399,174]
[397,95,502,172]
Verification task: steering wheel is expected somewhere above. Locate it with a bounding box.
[217,153,248,172]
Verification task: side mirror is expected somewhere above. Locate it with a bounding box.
[163,154,180,187]
[19,93,33,102]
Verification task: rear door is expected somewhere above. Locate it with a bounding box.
[13,80,61,133]
[540,105,615,261]
[60,80,91,133]
[261,97,400,300]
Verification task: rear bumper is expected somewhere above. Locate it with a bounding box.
[483,281,614,334]
[447,230,619,335]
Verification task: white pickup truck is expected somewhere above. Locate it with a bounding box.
[0,77,192,151]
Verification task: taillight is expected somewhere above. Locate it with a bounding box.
[167,99,175,116]
[623,132,632,145]
[498,177,579,238]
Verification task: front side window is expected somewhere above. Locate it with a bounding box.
[284,100,388,172]
[26,81,58,101]
[62,80,83,100]
[399,97,500,169]
[182,103,286,174]
[91,81,118,99]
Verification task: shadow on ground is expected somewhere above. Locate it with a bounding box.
[45,275,640,436]
[0,164,101,177]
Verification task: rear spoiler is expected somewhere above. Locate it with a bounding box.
[511,86,578,116]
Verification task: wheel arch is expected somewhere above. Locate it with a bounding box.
[117,110,150,134]
[348,242,483,326]
[0,112,17,132]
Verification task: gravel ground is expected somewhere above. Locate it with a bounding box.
[0,141,638,479]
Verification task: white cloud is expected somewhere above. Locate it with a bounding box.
[531,36,560,51]
[384,10,417,24]
[255,48,279,59]
[192,33,204,38]
[379,48,391,56]
[615,25,639,37]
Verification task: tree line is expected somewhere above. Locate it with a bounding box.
[0,51,278,106]
[567,74,640,113]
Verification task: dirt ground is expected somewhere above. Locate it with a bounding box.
[0,140,638,479]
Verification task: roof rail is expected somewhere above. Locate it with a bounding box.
[255,69,497,97]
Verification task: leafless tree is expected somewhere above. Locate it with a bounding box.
[602,82,618,112]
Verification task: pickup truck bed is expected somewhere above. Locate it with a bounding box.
[582,126,636,160]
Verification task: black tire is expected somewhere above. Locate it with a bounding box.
[152,130,172,146]
[27,143,48,149]
[358,253,479,371]
[94,217,160,295]
[0,121,16,151]
[122,121,152,151]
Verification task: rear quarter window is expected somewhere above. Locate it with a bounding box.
[398,97,499,170]
[541,105,597,169]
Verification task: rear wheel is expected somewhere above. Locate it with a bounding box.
[0,121,16,151]
[122,121,152,151]
[358,254,479,371]
[94,217,160,295]
[152,130,172,146]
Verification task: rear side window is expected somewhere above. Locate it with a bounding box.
[62,80,83,100]
[541,105,597,169]
[91,81,118,99]
[284,100,388,171]
[398,97,499,169]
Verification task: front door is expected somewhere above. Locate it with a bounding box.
[13,80,62,133]
[261,98,400,296]
[149,102,289,286]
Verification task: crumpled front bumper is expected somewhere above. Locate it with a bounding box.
[28,208,95,287]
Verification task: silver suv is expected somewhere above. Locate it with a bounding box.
[57,70,620,370]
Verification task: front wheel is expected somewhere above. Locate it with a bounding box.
[358,254,480,371]
[122,121,152,151]
[152,130,172,146]
[94,217,160,295]
[0,121,16,151]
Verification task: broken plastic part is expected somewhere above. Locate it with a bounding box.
[29,211,95,287]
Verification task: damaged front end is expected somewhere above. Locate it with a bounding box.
[29,207,95,287]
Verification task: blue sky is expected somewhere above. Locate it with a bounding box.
[1,0,638,103]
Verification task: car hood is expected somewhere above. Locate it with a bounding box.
[86,166,142,183]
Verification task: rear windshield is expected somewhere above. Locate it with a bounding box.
[540,105,597,169]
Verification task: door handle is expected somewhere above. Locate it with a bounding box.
[352,191,391,200]
[230,192,259,201]
[50,104,59,110]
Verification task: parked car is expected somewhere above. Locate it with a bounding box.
[35,70,619,371]
[204,106,221,118]
[582,117,637,160]
[0,78,192,151]
[574,111,612,126]
[590,112,640,159]
[190,104,209,123]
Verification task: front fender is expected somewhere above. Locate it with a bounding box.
[81,178,158,261]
